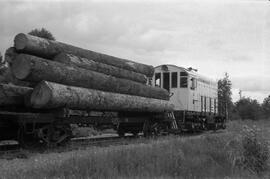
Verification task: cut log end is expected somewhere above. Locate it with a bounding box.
[4,47,17,64]
[0,83,33,106]
[12,54,32,80]
[14,33,28,50]
[30,81,51,108]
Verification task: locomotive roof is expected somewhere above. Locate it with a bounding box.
[154,64,217,86]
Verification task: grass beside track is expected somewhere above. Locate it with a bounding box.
[0,120,269,179]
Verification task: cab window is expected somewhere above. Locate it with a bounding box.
[163,72,170,92]
[155,73,161,87]
[191,78,197,90]
[180,72,188,88]
[171,72,177,88]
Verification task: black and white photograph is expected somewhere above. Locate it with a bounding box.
[0,0,269,178]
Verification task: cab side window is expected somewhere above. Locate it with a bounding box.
[201,96,204,112]
[180,72,188,88]
[171,72,178,88]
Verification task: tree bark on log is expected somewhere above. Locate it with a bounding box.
[54,53,147,84]
[12,54,169,100]
[14,33,154,77]
[0,83,32,106]
[30,81,174,112]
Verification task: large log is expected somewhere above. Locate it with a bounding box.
[0,67,32,87]
[54,53,147,84]
[4,47,17,65]
[0,48,31,86]
[0,83,32,106]
[30,81,174,112]
[12,54,169,100]
[14,33,154,77]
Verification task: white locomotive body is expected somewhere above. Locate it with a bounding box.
[153,64,226,131]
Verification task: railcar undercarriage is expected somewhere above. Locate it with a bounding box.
[174,110,226,132]
[0,108,226,148]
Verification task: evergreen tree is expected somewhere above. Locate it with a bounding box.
[218,73,233,119]
[28,28,55,40]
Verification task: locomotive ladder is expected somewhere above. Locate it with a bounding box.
[167,112,178,130]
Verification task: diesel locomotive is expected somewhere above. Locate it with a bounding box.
[153,64,226,132]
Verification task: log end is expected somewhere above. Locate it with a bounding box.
[12,54,32,80]
[0,83,33,106]
[4,47,17,64]
[14,33,28,51]
[30,81,52,108]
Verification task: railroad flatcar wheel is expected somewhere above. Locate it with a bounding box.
[17,126,40,148]
[222,123,226,129]
[38,124,72,147]
[132,131,139,137]
[117,130,125,137]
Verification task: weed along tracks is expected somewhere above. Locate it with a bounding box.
[0,129,227,161]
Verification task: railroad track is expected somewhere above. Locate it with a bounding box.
[0,134,143,158]
[0,140,20,152]
[0,130,226,160]
[0,142,24,160]
[62,134,143,152]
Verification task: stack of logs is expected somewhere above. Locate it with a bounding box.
[0,33,173,112]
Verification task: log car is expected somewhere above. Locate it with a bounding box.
[153,64,227,131]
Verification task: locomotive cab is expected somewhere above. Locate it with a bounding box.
[153,64,226,131]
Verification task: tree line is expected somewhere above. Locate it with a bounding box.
[218,73,270,120]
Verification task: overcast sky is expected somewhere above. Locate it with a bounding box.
[0,0,269,102]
